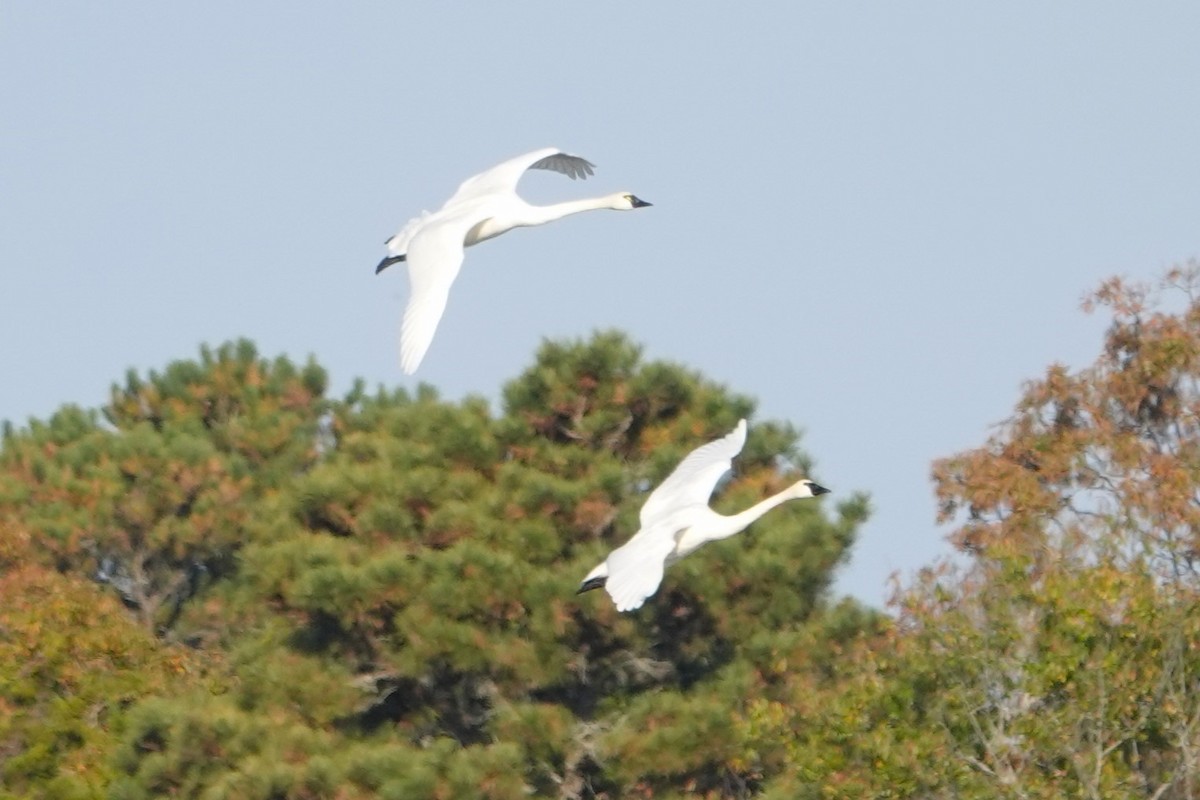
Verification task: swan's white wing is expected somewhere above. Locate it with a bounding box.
[443,147,595,207]
[638,419,748,527]
[398,211,477,374]
[603,519,682,612]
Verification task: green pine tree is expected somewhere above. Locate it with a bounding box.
[1,332,872,799]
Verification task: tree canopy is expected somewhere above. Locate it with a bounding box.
[15,265,1200,799]
[0,332,868,799]
[749,265,1200,799]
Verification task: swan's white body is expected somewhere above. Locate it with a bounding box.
[376,147,651,374]
[579,419,830,612]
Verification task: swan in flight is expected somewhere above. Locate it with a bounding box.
[375,147,652,374]
[578,419,830,612]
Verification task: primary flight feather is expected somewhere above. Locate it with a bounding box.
[376,148,652,374]
[578,419,830,612]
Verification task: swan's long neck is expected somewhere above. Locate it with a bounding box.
[712,495,792,540]
[466,194,623,247]
[520,196,617,226]
[704,484,808,543]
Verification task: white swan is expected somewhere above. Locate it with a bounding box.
[375,147,652,374]
[578,419,830,612]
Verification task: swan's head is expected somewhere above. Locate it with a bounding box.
[611,193,652,210]
[793,479,831,499]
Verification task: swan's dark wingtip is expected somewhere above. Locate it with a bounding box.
[375,254,405,274]
[577,576,607,595]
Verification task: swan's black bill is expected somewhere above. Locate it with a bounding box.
[375,254,406,274]
[577,576,607,594]
[810,483,831,496]
[630,196,652,208]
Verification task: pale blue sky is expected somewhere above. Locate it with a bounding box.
[3,4,1199,606]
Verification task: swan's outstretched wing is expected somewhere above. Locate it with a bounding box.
[398,211,477,374]
[638,419,748,527]
[444,147,595,207]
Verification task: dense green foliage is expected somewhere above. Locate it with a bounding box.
[0,333,868,798]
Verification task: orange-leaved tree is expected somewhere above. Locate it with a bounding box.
[747,265,1200,799]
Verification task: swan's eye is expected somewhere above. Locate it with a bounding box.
[623,194,633,203]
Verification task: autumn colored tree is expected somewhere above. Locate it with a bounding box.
[919,266,1200,799]
[749,264,1200,799]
